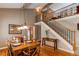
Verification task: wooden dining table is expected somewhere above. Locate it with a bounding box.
[11,40,40,55]
[13,41,40,51]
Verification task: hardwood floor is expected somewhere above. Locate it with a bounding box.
[39,45,75,56]
[0,48,7,56]
[0,45,75,56]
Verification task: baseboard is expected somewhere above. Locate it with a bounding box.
[58,47,74,54]
[0,47,7,50]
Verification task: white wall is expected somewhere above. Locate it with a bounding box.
[56,15,79,47]
[35,22,74,53]
[0,9,36,48]
[41,22,57,39]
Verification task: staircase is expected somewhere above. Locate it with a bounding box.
[43,20,76,52]
[35,3,76,53]
[35,14,76,53]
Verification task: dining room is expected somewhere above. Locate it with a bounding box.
[0,3,77,56]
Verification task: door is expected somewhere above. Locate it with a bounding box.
[35,25,41,40]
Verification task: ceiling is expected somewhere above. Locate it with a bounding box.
[0,3,24,8]
[24,3,46,9]
[0,3,74,11]
[0,3,47,9]
[49,3,73,11]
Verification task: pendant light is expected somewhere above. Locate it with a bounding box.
[18,5,29,30]
[17,5,31,40]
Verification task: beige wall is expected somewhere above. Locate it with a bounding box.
[0,9,36,48]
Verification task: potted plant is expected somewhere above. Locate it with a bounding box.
[45,30,49,38]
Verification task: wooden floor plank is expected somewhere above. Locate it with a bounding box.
[0,45,75,56]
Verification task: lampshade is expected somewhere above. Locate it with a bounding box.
[17,25,29,30]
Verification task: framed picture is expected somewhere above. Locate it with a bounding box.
[9,24,22,34]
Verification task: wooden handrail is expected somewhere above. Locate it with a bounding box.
[73,31,76,52]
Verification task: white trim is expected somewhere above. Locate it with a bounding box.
[34,22,41,25]
[58,47,74,54]
[0,47,7,50]
[55,14,79,21]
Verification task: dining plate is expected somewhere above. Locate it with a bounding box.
[26,40,32,44]
[12,43,21,47]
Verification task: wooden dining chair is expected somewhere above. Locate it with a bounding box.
[22,45,37,56]
[22,48,30,56]
[22,43,40,56]
[7,43,23,56]
[31,43,40,56]
[7,43,14,56]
